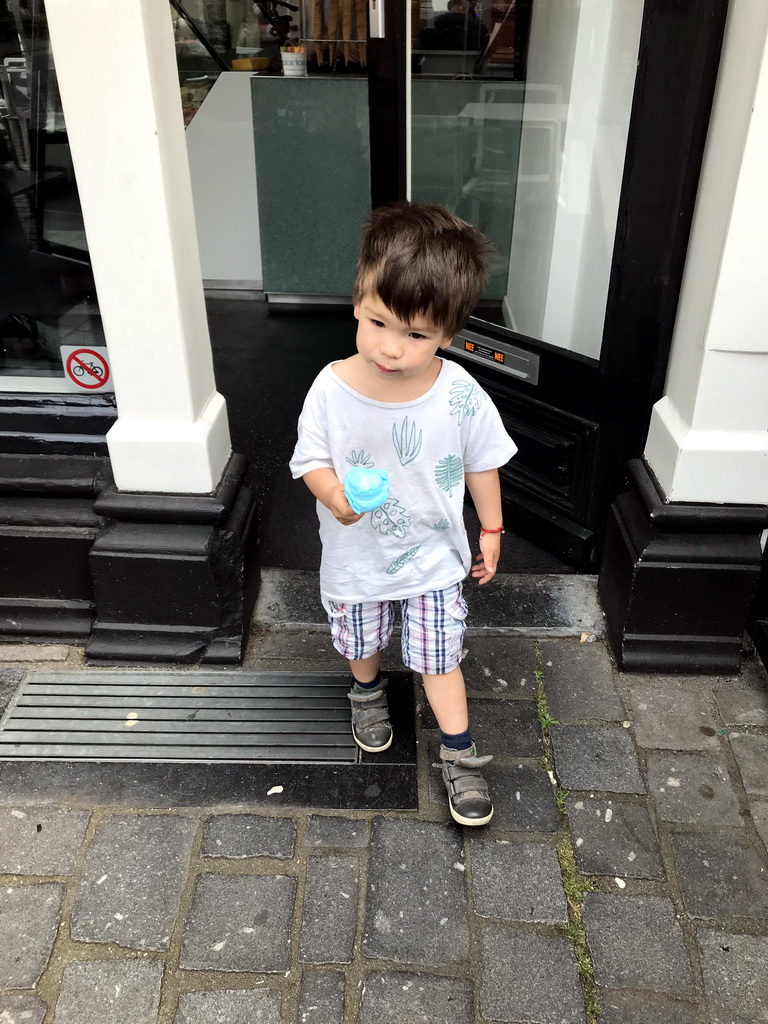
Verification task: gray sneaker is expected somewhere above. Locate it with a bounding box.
[440,744,494,826]
[348,682,393,753]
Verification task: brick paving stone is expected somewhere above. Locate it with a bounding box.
[427,739,560,831]
[358,971,474,1024]
[479,925,586,1024]
[670,831,768,921]
[0,883,64,987]
[298,970,345,1024]
[174,989,284,1024]
[300,855,358,964]
[627,685,720,750]
[180,873,296,973]
[582,894,693,993]
[0,668,24,715]
[202,814,295,859]
[597,992,703,1024]
[477,765,560,832]
[470,699,543,756]
[698,930,768,1023]
[304,816,369,849]
[71,814,197,951]
[752,800,768,855]
[0,808,90,875]
[461,637,537,696]
[730,732,768,796]
[363,818,469,967]
[247,631,341,663]
[0,645,68,662]
[246,629,404,672]
[566,795,663,879]
[715,686,768,726]
[539,639,626,721]
[738,657,768,689]
[645,751,744,826]
[471,839,568,922]
[0,667,25,683]
[423,698,543,756]
[0,994,47,1024]
[550,725,645,793]
[53,960,163,1024]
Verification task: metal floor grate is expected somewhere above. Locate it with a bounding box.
[0,672,359,764]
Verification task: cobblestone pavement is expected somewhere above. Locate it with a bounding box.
[1,633,767,1024]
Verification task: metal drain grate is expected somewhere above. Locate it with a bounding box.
[0,672,358,764]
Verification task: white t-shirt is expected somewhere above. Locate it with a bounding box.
[289,358,518,606]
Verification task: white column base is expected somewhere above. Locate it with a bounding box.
[106,391,231,494]
[646,396,768,504]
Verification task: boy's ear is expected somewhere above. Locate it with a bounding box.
[353,304,361,322]
[438,336,454,350]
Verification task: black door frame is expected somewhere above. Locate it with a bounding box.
[749,548,768,673]
[367,0,408,207]
[368,0,729,568]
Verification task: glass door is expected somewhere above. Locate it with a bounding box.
[411,0,643,355]
[408,0,728,567]
[171,0,386,300]
[241,0,383,298]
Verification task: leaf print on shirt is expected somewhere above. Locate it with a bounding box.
[386,546,420,575]
[346,449,374,467]
[449,379,484,425]
[435,454,464,497]
[392,416,423,466]
[432,518,450,530]
[370,498,411,538]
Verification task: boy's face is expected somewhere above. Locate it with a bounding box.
[353,293,453,386]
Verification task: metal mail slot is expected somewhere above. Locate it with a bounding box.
[450,330,540,385]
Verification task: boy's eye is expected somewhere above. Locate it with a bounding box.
[409,332,427,340]
[370,319,385,328]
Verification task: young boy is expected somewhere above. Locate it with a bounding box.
[289,203,517,826]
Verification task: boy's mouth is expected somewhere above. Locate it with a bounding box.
[374,362,398,374]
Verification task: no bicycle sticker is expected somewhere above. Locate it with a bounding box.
[61,346,114,392]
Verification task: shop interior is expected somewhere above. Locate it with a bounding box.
[0,0,643,573]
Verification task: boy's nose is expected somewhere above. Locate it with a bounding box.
[380,333,403,358]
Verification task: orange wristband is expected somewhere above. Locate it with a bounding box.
[480,525,505,537]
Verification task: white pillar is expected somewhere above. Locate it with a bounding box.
[644,0,768,504]
[44,0,231,494]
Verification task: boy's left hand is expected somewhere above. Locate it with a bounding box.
[472,533,500,585]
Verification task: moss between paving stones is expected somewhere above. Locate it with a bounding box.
[536,641,602,1023]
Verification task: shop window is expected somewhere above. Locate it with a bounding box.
[0,0,108,393]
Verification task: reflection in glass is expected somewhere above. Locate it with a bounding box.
[0,0,104,383]
[172,1,231,124]
[171,0,366,93]
[411,0,643,358]
[411,0,532,305]
[302,0,368,75]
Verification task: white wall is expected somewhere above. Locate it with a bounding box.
[186,72,262,287]
[555,0,643,357]
[504,0,643,358]
[645,0,768,504]
[504,0,579,335]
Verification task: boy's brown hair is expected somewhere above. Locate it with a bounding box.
[352,202,492,338]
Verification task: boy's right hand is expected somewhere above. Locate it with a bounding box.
[327,484,365,526]
[302,469,365,525]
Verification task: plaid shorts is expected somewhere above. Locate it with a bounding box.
[326,583,468,676]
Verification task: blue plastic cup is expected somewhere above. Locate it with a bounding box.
[344,467,389,513]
